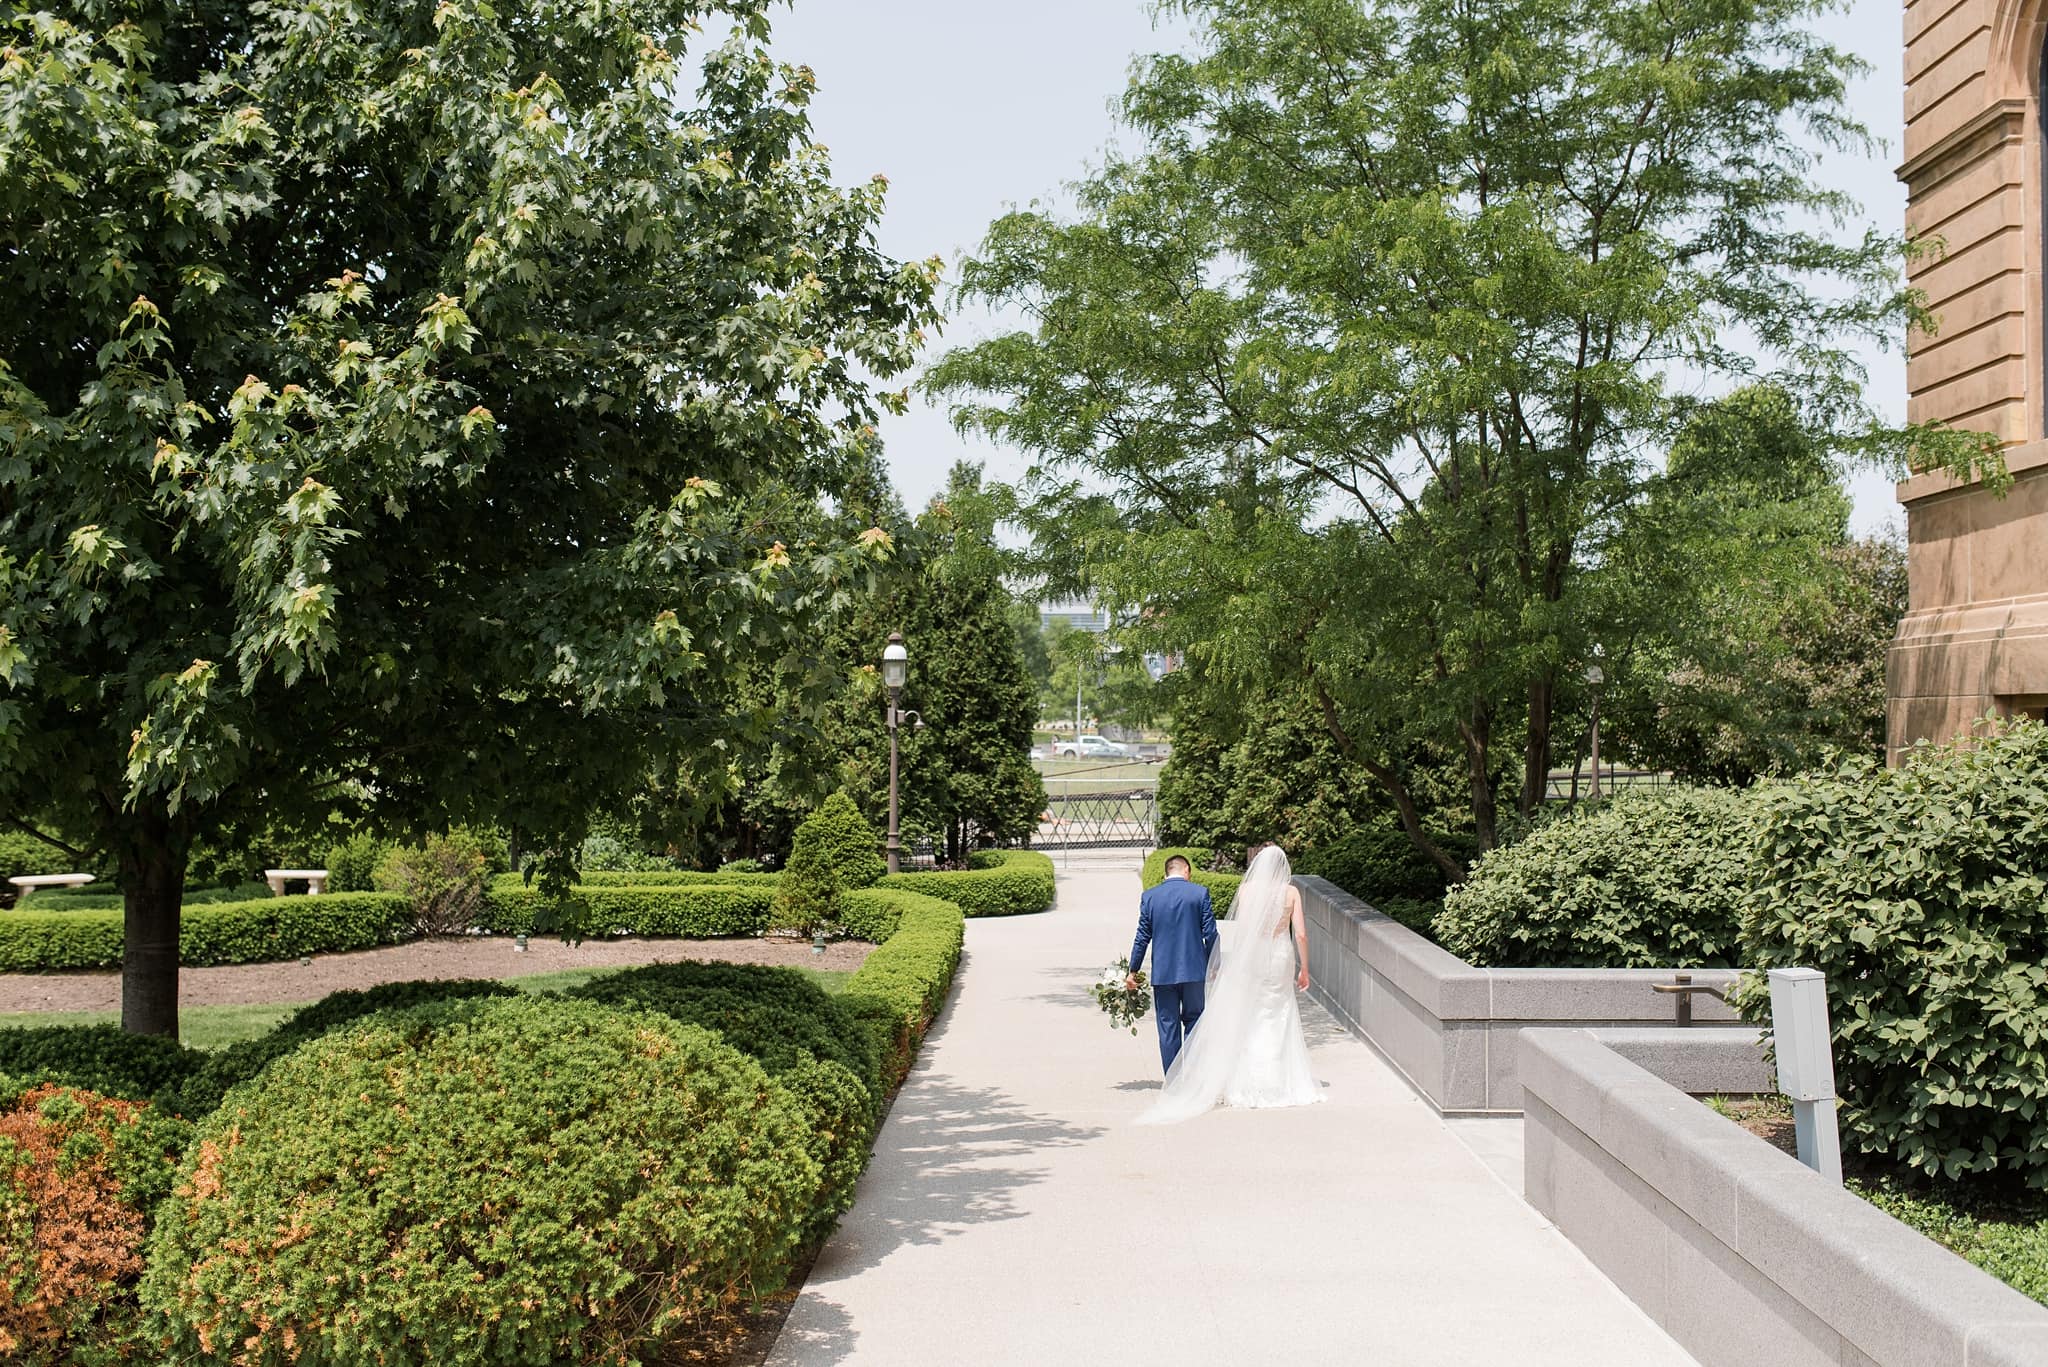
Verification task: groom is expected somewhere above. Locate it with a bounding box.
[1126,854,1220,1072]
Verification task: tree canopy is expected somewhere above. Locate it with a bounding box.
[929,0,1999,873]
[0,0,937,1032]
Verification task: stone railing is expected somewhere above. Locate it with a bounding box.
[1297,876,1763,1115]
[1522,1028,2048,1367]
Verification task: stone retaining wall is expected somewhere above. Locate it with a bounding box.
[1521,1028,2048,1367]
[1298,875,1758,1114]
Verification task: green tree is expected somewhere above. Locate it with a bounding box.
[0,0,936,1033]
[841,466,1047,862]
[928,0,1998,875]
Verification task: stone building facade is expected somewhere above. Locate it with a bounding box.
[1890,0,2048,754]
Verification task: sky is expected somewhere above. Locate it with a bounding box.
[763,0,1910,537]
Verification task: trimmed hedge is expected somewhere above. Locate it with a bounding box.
[1141,847,1243,916]
[566,870,782,888]
[0,893,412,972]
[570,962,877,1240]
[139,997,822,1365]
[18,881,273,912]
[1740,724,2048,1187]
[158,979,520,1118]
[0,1025,207,1102]
[838,891,966,1092]
[877,849,1055,918]
[480,882,777,937]
[1434,786,1754,968]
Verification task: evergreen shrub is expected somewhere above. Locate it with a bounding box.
[0,1026,207,1102]
[139,997,822,1365]
[1433,786,1754,968]
[1740,724,2048,1186]
[480,883,777,937]
[324,833,389,892]
[773,809,844,935]
[1296,826,1475,905]
[1140,847,1242,916]
[159,979,519,1118]
[0,1085,190,1364]
[838,892,965,1091]
[806,792,886,889]
[571,963,876,1238]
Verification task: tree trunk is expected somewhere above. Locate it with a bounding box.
[1522,671,1555,817]
[119,807,189,1038]
[1461,709,1499,850]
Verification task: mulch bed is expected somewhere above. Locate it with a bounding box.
[0,935,874,1013]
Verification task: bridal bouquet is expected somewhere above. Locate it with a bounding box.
[1092,957,1150,1034]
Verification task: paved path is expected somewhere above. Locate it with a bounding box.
[770,865,1696,1367]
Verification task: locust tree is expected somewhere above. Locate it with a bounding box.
[0,0,937,1033]
[928,0,1998,873]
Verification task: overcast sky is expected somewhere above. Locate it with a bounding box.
[764,0,1908,536]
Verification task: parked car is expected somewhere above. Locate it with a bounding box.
[1053,734,1134,759]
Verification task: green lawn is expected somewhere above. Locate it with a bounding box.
[0,964,853,1050]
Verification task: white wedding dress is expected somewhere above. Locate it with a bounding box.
[1137,846,1323,1124]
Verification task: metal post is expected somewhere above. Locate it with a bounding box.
[885,692,902,876]
[1588,686,1602,801]
[1769,967,1844,1185]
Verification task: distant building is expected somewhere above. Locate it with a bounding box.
[1889,2,2048,755]
[1038,600,1111,633]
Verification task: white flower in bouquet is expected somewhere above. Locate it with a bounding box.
[1090,956,1151,1034]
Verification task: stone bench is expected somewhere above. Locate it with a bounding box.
[8,873,98,901]
[264,868,330,896]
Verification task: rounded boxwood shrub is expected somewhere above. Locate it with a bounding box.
[878,849,1056,918]
[0,1025,207,1102]
[571,962,876,1240]
[158,979,519,1118]
[1739,724,2048,1186]
[139,996,822,1365]
[1,1084,190,1363]
[1434,785,1754,968]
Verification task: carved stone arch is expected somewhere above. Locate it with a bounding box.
[1990,0,2048,100]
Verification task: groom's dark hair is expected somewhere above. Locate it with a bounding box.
[1164,854,1192,877]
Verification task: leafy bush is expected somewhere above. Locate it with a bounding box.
[878,849,1054,917]
[481,883,777,937]
[1739,725,2048,1186]
[374,831,489,934]
[0,1085,190,1364]
[571,963,876,1239]
[1296,826,1474,905]
[0,894,412,972]
[838,891,965,1092]
[1140,846,1243,916]
[1433,786,1753,968]
[721,857,767,874]
[805,792,886,889]
[140,997,822,1365]
[0,1026,207,1104]
[324,833,389,893]
[774,808,844,935]
[159,979,520,1118]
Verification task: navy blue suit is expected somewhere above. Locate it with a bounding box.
[1131,874,1219,1072]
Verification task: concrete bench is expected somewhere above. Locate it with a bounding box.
[8,873,98,901]
[264,868,330,896]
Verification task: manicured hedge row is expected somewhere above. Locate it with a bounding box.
[480,882,777,937]
[877,849,1055,918]
[566,869,783,889]
[0,893,412,972]
[1141,846,1243,916]
[838,890,966,1091]
[22,881,274,912]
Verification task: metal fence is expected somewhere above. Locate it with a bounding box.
[1036,778,1159,851]
[1541,767,1674,802]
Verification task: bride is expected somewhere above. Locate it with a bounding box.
[1138,844,1323,1124]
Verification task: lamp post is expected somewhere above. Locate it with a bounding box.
[882,632,908,875]
[1585,644,1606,801]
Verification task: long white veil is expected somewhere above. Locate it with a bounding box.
[1137,845,1295,1125]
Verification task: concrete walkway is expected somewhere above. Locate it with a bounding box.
[770,864,1696,1366]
